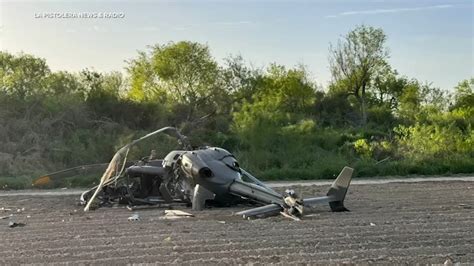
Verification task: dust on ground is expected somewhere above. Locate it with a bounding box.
[0,181,473,264]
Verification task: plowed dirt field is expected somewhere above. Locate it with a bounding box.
[1,180,473,264]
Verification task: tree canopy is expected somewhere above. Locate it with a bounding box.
[0,26,473,189]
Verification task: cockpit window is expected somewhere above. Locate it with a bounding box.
[221,155,240,172]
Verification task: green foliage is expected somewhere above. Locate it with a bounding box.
[152,42,219,100]
[0,52,51,98]
[329,25,390,125]
[0,176,32,190]
[233,64,316,137]
[313,90,357,127]
[1,26,473,189]
[354,139,373,159]
[395,123,473,160]
[452,78,474,110]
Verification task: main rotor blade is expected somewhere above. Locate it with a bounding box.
[33,162,132,186]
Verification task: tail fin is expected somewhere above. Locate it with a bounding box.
[327,166,354,212]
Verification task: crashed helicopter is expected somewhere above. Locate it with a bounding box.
[34,127,354,220]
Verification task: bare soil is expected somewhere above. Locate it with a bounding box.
[0,181,473,265]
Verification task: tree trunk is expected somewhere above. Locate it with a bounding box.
[360,96,367,126]
[360,83,368,126]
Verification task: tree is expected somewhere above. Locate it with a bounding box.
[46,71,84,97]
[329,25,389,126]
[371,67,408,110]
[126,41,224,124]
[151,41,220,105]
[313,90,356,127]
[126,51,161,101]
[220,55,262,103]
[233,64,316,134]
[452,78,474,110]
[0,52,51,98]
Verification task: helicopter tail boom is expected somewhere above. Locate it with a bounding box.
[237,166,354,219]
[303,166,354,211]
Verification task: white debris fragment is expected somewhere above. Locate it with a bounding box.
[370,222,376,226]
[160,210,194,220]
[128,213,140,221]
[444,257,453,266]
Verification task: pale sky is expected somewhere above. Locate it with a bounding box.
[0,0,473,90]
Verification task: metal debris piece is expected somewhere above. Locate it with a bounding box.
[280,211,301,221]
[0,216,9,220]
[370,222,376,226]
[444,257,454,266]
[165,210,194,216]
[8,221,26,228]
[128,213,140,221]
[160,210,194,220]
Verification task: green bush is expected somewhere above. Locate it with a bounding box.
[0,176,32,190]
[1,51,473,189]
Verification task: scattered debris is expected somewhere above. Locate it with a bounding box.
[280,211,301,221]
[0,216,9,220]
[8,221,26,228]
[128,213,140,221]
[444,257,454,266]
[217,221,226,224]
[370,222,376,226]
[160,210,194,220]
[458,204,471,209]
[0,207,12,212]
[164,236,172,242]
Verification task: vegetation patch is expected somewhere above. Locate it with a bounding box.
[0,25,472,189]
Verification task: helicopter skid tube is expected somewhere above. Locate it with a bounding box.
[236,204,282,219]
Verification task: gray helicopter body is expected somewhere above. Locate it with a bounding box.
[36,127,354,219]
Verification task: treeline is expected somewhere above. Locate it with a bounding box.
[1,25,473,188]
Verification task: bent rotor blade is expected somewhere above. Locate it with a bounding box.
[33,163,109,187]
